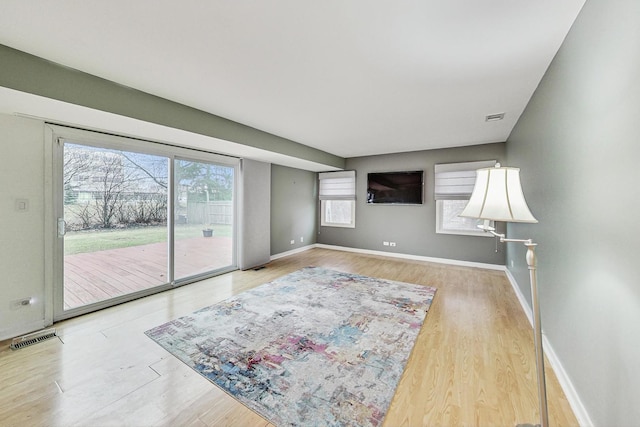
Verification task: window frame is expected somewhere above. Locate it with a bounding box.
[435,199,494,237]
[434,160,496,237]
[320,199,356,228]
[318,170,356,229]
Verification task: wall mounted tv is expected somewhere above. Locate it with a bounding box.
[367,171,424,205]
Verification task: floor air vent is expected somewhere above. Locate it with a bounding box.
[10,328,57,350]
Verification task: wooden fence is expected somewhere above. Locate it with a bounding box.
[185,201,233,225]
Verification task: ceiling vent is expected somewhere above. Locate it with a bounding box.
[485,113,505,122]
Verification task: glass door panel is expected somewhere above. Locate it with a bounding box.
[62,142,169,310]
[174,159,234,281]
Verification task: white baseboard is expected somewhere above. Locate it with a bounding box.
[270,244,316,261]
[503,270,593,427]
[0,319,50,342]
[314,243,506,271]
[504,269,534,326]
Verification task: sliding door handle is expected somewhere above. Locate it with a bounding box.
[57,218,67,237]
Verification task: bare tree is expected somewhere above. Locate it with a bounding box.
[63,144,169,229]
[72,202,94,230]
[63,146,92,205]
[93,153,135,228]
[63,148,91,186]
[121,153,168,189]
[115,201,132,225]
[148,193,167,223]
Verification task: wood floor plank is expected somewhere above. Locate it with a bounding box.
[0,248,578,426]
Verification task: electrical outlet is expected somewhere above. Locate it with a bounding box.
[383,241,389,246]
[290,240,295,245]
[300,237,304,243]
[390,242,396,247]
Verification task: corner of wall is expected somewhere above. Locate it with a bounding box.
[503,266,593,427]
[0,114,48,341]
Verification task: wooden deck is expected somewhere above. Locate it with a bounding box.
[64,236,232,310]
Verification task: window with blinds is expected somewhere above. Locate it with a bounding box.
[434,160,496,236]
[318,171,356,228]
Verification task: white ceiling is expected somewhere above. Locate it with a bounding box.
[0,1,585,160]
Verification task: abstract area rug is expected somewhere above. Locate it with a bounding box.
[145,267,437,426]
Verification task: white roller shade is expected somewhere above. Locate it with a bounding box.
[319,170,356,200]
[434,160,496,200]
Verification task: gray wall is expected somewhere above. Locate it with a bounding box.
[0,115,48,340]
[270,165,318,255]
[318,143,506,265]
[0,44,344,170]
[506,0,640,424]
[239,159,271,270]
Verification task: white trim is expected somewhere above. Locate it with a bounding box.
[314,244,505,270]
[272,243,504,270]
[504,269,534,326]
[543,337,593,427]
[43,126,55,329]
[503,270,593,427]
[0,320,51,342]
[320,199,356,228]
[47,124,239,166]
[270,244,316,261]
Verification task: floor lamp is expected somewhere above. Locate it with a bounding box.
[460,164,548,427]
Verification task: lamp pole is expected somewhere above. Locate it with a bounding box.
[525,241,549,427]
[488,230,549,427]
[461,165,545,426]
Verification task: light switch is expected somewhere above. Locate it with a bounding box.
[15,199,29,212]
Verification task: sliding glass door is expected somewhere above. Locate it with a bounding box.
[174,159,234,281]
[52,126,237,320]
[61,143,169,310]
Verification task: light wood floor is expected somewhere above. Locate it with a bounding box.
[0,248,578,426]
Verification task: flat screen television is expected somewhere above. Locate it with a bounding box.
[367,171,424,205]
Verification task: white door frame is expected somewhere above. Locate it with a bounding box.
[45,124,239,322]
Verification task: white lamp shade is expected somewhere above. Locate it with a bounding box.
[460,166,538,223]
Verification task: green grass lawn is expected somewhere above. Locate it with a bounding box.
[64,224,232,255]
